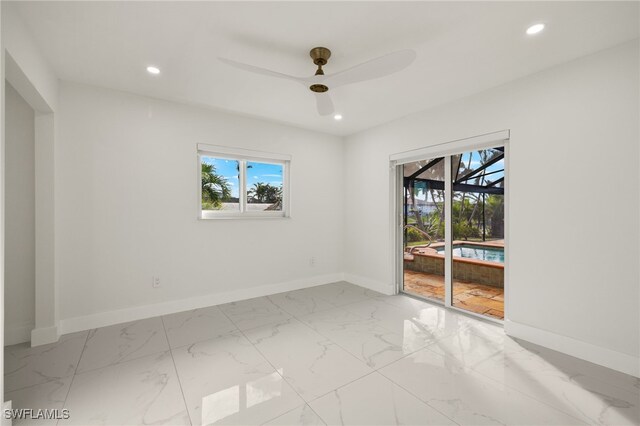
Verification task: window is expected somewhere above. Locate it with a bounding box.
[198,144,290,219]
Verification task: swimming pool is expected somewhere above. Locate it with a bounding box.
[436,244,504,263]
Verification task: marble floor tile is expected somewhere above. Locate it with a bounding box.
[162,305,237,348]
[453,310,505,338]
[171,331,303,425]
[4,377,72,426]
[76,317,169,373]
[424,325,515,371]
[309,372,455,425]
[268,289,337,317]
[263,404,326,426]
[506,340,640,397]
[374,293,433,312]
[305,283,373,307]
[60,351,190,425]
[300,307,406,369]
[5,283,638,426]
[473,343,640,425]
[4,331,88,392]
[345,298,426,334]
[219,297,292,331]
[332,281,385,299]
[375,295,473,336]
[244,318,372,402]
[379,346,586,425]
[344,298,458,353]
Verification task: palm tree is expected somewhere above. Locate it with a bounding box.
[201,163,231,209]
[248,182,282,204]
[485,194,504,238]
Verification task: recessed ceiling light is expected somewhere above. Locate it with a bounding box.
[334,114,343,121]
[146,66,160,75]
[526,23,545,35]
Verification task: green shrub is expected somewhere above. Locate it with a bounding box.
[202,201,221,210]
[453,222,480,240]
[406,227,425,242]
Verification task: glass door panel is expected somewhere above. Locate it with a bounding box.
[402,158,446,303]
[450,149,505,319]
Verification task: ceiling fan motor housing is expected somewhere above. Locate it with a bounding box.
[309,47,331,92]
[310,47,331,65]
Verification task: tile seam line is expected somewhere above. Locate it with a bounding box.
[160,315,194,426]
[377,351,587,426]
[462,351,605,425]
[258,403,317,426]
[218,304,329,425]
[3,334,91,394]
[405,300,632,421]
[319,295,482,424]
[296,311,459,425]
[58,329,90,425]
[3,373,71,394]
[165,328,239,351]
[72,345,172,377]
[282,292,457,374]
[374,365,463,426]
[270,294,380,372]
[271,285,401,337]
[268,288,377,317]
[269,291,443,412]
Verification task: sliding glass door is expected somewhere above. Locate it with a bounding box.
[400,145,506,320]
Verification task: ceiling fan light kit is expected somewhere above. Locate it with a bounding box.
[219,46,416,116]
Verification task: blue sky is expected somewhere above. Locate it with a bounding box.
[454,150,504,183]
[202,157,283,198]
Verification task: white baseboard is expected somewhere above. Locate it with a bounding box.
[59,273,344,335]
[30,325,59,347]
[4,323,34,346]
[505,319,639,378]
[343,273,395,296]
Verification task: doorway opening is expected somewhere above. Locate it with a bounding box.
[4,81,36,344]
[396,135,507,321]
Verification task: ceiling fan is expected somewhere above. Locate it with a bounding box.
[219,47,416,116]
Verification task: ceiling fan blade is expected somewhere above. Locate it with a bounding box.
[218,57,306,84]
[324,49,416,89]
[315,92,334,116]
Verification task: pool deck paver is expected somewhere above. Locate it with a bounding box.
[403,270,504,320]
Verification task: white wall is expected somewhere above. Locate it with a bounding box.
[1,3,57,112]
[344,40,639,376]
[4,83,35,344]
[2,1,59,348]
[56,82,344,330]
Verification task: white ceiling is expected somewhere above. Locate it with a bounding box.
[12,1,639,136]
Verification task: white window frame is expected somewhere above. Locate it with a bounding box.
[197,144,291,219]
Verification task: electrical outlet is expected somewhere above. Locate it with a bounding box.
[152,276,161,288]
[309,257,316,267]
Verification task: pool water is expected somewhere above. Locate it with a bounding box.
[436,244,504,263]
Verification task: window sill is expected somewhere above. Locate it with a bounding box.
[198,214,291,221]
